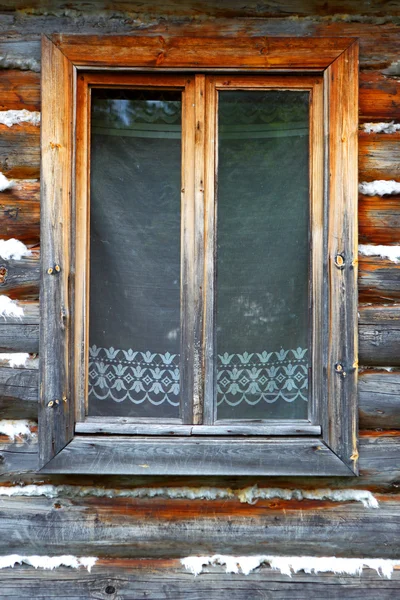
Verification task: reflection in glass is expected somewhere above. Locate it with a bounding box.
[216,90,310,420]
[88,89,182,418]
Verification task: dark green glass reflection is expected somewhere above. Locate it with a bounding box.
[216,90,310,421]
[88,89,181,418]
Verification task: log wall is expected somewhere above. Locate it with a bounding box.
[0,1,399,596]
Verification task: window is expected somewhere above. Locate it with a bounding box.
[39,35,359,475]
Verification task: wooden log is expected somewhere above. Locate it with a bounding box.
[1,179,40,203]
[359,305,400,366]
[359,131,400,182]
[0,69,40,111]
[0,367,38,419]
[0,557,400,600]
[359,194,400,245]
[0,250,40,299]
[0,196,40,245]
[0,40,41,72]
[359,256,400,303]
[0,481,399,557]
[359,370,400,429]
[359,71,400,122]
[0,123,40,179]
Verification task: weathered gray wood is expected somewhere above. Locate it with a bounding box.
[0,324,39,353]
[0,489,400,557]
[0,366,38,409]
[359,306,400,366]
[39,35,74,467]
[0,40,41,72]
[1,559,400,600]
[359,370,400,429]
[0,253,40,299]
[76,421,321,436]
[359,257,400,304]
[0,438,38,476]
[42,436,353,475]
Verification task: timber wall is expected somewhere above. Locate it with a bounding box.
[0,1,399,597]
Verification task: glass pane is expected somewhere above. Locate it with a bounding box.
[216,90,309,420]
[88,89,182,418]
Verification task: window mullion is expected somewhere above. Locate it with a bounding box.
[203,76,217,425]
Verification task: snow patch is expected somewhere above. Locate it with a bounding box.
[0,239,31,260]
[181,555,400,578]
[359,244,400,263]
[237,486,379,509]
[0,353,30,367]
[0,110,40,128]
[0,55,40,72]
[0,296,23,320]
[359,180,400,196]
[362,122,400,134]
[0,484,378,508]
[0,420,36,440]
[0,172,13,192]
[0,555,97,572]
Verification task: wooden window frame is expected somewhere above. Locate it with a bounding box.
[39,34,359,476]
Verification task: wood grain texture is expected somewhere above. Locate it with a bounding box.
[359,194,400,245]
[359,131,400,182]
[1,488,400,557]
[0,250,39,299]
[323,42,359,473]
[0,69,40,111]
[0,122,40,179]
[359,370,400,429]
[39,35,74,467]
[52,34,356,70]
[359,256,400,303]
[359,71,400,122]
[359,305,400,366]
[2,558,400,600]
[0,188,40,245]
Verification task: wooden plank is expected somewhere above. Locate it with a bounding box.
[41,436,353,476]
[323,42,359,473]
[2,487,400,557]
[0,122,40,179]
[359,256,400,303]
[359,70,400,122]
[0,179,40,203]
[0,251,40,300]
[359,194,400,245]
[359,370,400,429]
[359,305,400,366]
[39,35,74,467]
[0,69,40,111]
[52,34,356,70]
[1,558,400,600]
[359,131,400,181]
[0,366,38,419]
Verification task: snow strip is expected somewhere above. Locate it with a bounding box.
[0,296,23,320]
[0,172,13,192]
[0,55,40,72]
[0,239,31,260]
[0,484,379,508]
[0,555,97,572]
[362,122,400,134]
[0,353,30,367]
[359,180,400,196]
[0,110,40,128]
[181,555,400,578]
[359,244,400,263]
[0,420,36,440]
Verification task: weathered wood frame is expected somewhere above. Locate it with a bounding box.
[40,34,358,475]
